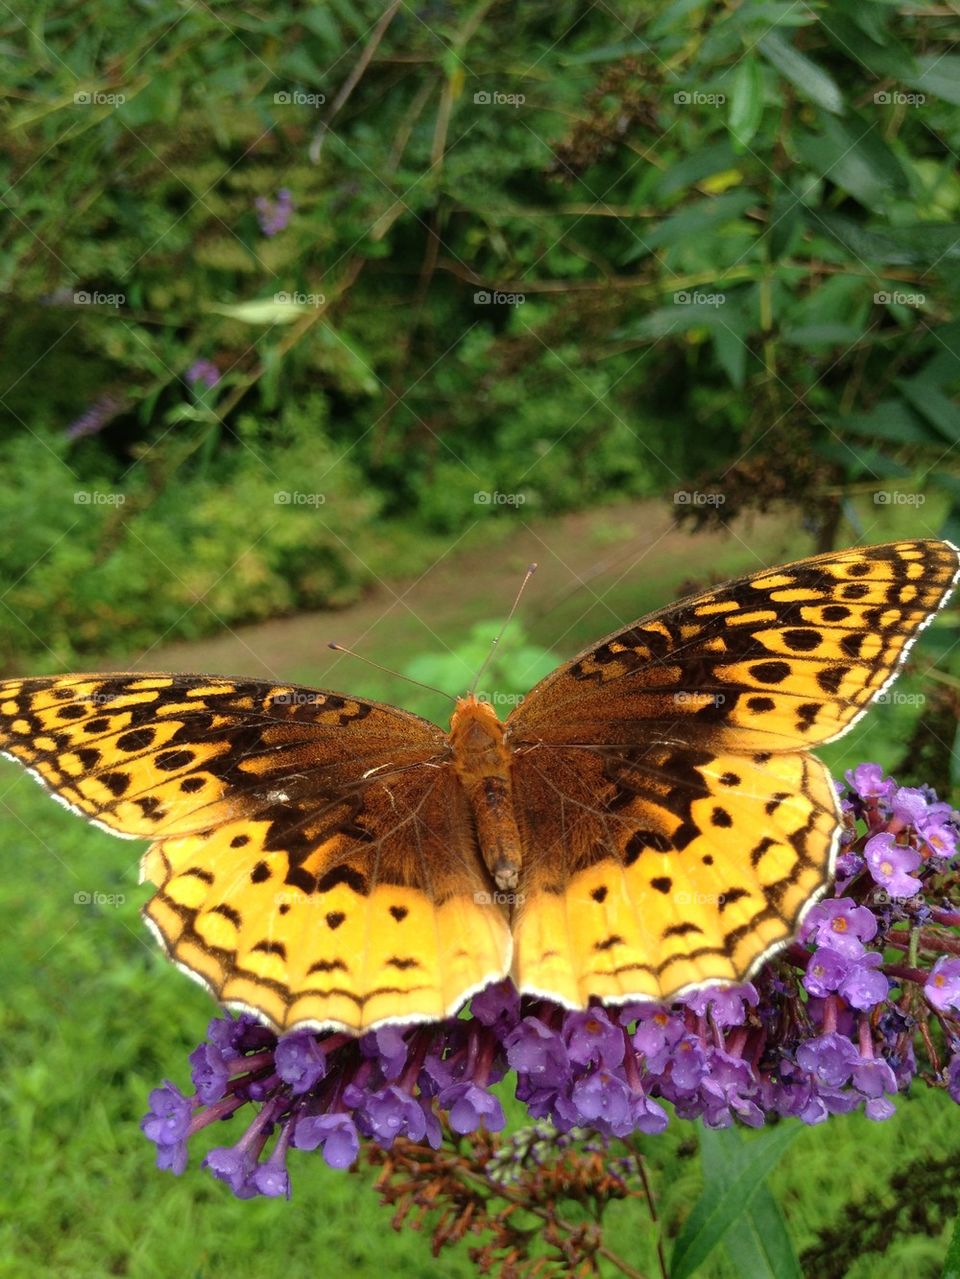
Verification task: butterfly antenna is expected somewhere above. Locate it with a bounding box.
[468,562,538,697]
[327,643,457,703]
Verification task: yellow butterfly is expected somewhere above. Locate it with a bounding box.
[1,540,956,1034]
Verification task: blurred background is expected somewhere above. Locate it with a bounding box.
[2,3,960,1276]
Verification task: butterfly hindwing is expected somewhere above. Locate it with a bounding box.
[510,742,838,1006]
[0,674,511,1032]
[142,767,511,1033]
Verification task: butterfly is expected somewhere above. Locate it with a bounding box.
[1,540,957,1035]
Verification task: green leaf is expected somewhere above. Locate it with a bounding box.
[728,56,764,153]
[897,380,960,443]
[767,191,804,259]
[834,398,934,445]
[904,55,960,106]
[624,191,754,259]
[712,322,748,389]
[781,323,863,347]
[794,116,908,208]
[656,141,740,198]
[671,1122,801,1279]
[815,213,960,267]
[701,1128,803,1279]
[758,32,844,114]
[814,438,908,480]
[616,300,733,341]
[820,9,918,80]
[205,299,314,325]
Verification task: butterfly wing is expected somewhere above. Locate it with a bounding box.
[0,674,510,1032]
[506,539,960,1006]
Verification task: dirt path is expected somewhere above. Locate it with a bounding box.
[125,500,799,693]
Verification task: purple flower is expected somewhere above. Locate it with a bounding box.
[947,1055,960,1104]
[189,1042,231,1104]
[681,984,757,1027]
[505,1017,569,1077]
[293,1113,359,1169]
[852,1056,897,1099]
[141,1081,193,1173]
[801,898,876,956]
[440,1083,506,1134]
[563,1008,625,1068]
[845,763,895,801]
[864,833,922,899]
[925,958,960,1012]
[255,188,294,236]
[471,979,520,1027]
[838,952,889,1010]
[357,1085,434,1148]
[921,823,958,861]
[275,1032,326,1094]
[186,359,221,389]
[797,1033,861,1088]
[700,1049,763,1128]
[570,1070,633,1135]
[65,393,126,441]
[202,1144,258,1197]
[892,786,929,826]
[804,947,850,997]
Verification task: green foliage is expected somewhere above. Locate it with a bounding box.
[4,2,959,661]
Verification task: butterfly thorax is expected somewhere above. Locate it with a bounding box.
[450,695,522,894]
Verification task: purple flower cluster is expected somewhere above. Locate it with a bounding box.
[64,393,126,441]
[185,359,221,389]
[255,188,293,236]
[143,764,960,1198]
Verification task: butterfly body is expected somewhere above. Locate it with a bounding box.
[450,695,523,892]
[2,539,957,1034]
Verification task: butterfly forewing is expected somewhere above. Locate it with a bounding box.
[507,540,960,751]
[0,673,511,1032]
[505,539,959,1007]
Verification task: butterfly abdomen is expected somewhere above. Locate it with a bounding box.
[450,696,522,895]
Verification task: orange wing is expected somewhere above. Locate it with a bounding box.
[0,673,511,1032]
